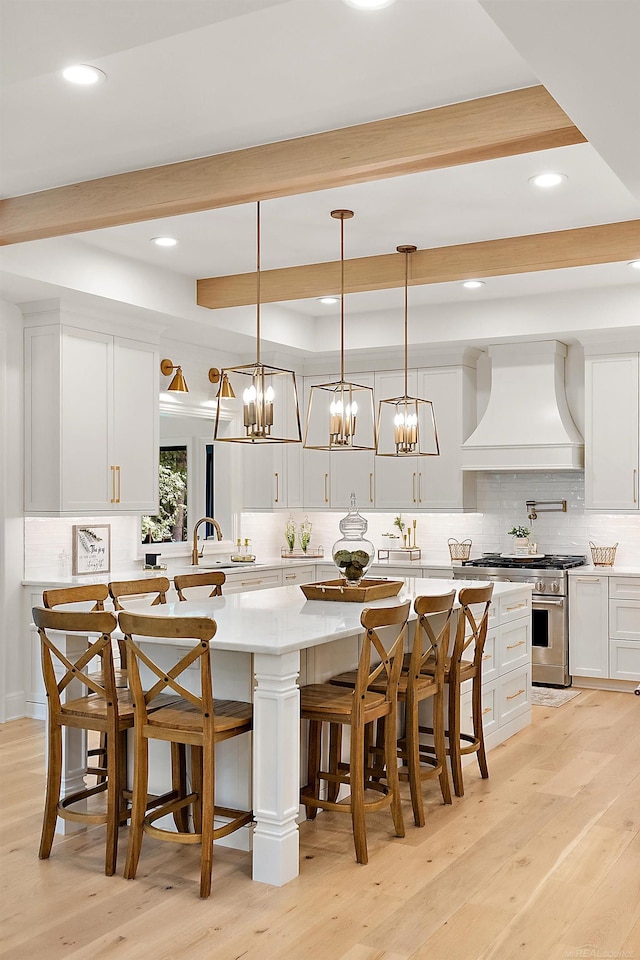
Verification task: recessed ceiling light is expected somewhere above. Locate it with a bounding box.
[529,172,568,189]
[629,259,640,270]
[342,0,396,9]
[151,237,179,247]
[462,280,485,289]
[62,64,106,85]
[318,296,339,304]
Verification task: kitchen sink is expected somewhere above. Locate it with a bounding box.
[198,561,257,570]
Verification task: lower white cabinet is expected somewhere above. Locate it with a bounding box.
[609,577,640,681]
[569,573,609,678]
[569,572,640,685]
[224,568,283,594]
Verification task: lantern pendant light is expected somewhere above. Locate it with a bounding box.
[214,201,302,444]
[375,245,439,458]
[303,210,376,451]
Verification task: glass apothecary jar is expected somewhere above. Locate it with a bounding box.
[332,493,375,583]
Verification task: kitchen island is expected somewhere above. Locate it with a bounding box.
[112,576,531,886]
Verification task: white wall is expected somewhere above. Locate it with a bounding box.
[0,300,25,721]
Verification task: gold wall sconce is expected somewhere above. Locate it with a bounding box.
[209,368,236,398]
[160,358,188,392]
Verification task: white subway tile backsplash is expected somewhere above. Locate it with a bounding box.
[243,471,640,566]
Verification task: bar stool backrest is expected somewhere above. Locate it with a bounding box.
[354,600,411,721]
[411,591,456,686]
[42,583,109,612]
[173,571,225,601]
[33,607,118,714]
[452,585,494,672]
[108,577,170,610]
[118,612,217,725]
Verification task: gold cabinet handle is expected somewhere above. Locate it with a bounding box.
[274,472,279,504]
[418,472,423,503]
[241,579,262,586]
[482,706,491,716]
[412,472,417,503]
[506,601,527,612]
[507,640,526,650]
[110,465,117,503]
[284,574,296,580]
[482,653,492,661]
[576,576,601,582]
[324,473,329,504]
[506,689,525,701]
[369,472,374,503]
[116,465,121,503]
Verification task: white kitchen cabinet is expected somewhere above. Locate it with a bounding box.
[242,444,284,510]
[417,365,477,510]
[585,353,640,510]
[609,578,640,681]
[25,325,158,514]
[374,365,477,511]
[569,574,609,678]
[280,564,318,586]
[374,369,419,509]
[330,450,375,510]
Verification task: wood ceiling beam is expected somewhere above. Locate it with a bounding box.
[0,86,584,245]
[197,220,640,308]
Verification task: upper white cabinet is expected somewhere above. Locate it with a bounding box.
[25,324,159,514]
[585,353,640,510]
[373,363,477,511]
[242,372,303,510]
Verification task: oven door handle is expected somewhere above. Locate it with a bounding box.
[533,598,565,606]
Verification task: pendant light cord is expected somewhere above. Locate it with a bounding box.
[340,213,345,383]
[256,200,261,365]
[404,248,409,399]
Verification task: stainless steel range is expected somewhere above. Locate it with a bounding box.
[453,554,587,687]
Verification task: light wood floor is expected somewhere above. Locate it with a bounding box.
[1,689,639,960]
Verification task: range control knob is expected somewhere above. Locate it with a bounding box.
[535,580,546,592]
[550,581,560,594]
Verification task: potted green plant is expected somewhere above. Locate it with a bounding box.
[508,525,531,555]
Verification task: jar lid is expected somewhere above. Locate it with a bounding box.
[338,492,368,537]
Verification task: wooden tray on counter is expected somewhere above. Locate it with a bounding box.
[300,578,404,602]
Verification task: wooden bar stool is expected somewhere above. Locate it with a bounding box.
[119,611,253,899]
[174,571,225,601]
[300,600,410,865]
[331,590,456,827]
[33,607,131,876]
[420,584,494,797]
[108,576,170,610]
[42,584,118,785]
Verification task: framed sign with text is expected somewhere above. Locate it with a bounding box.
[72,524,111,576]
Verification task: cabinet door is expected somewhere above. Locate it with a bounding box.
[374,369,417,509]
[243,444,283,509]
[330,449,375,510]
[112,338,158,512]
[61,329,113,512]
[303,449,331,509]
[585,354,639,510]
[417,366,477,510]
[569,575,608,677]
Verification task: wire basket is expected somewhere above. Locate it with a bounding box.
[448,538,472,561]
[589,541,618,567]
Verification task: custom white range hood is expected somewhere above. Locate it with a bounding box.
[462,341,583,471]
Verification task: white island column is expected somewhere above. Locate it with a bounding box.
[252,649,301,885]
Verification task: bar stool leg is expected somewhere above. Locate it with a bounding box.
[39,722,63,861]
[350,724,367,865]
[473,676,489,780]
[199,742,215,899]
[405,693,425,827]
[305,720,322,820]
[328,725,342,803]
[433,686,452,805]
[171,743,189,832]
[384,712,405,840]
[105,723,120,877]
[124,736,148,880]
[448,679,464,798]
[191,745,203,834]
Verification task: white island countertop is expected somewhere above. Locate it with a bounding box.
[118,577,528,657]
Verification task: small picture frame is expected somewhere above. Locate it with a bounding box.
[72,524,111,576]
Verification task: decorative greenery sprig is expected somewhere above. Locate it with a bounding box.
[393,514,406,533]
[508,525,531,538]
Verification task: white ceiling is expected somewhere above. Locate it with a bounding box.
[1,0,639,351]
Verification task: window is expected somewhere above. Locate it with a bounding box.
[141,445,188,543]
